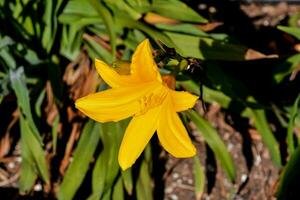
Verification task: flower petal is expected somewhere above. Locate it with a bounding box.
[130,39,162,82]
[75,82,159,122]
[118,105,162,170]
[157,96,196,157]
[170,90,198,112]
[95,59,139,88]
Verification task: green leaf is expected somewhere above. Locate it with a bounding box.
[34,89,46,118]
[62,0,98,16]
[51,114,60,153]
[84,36,113,63]
[178,79,231,108]
[19,115,49,185]
[276,146,300,199]
[112,177,124,200]
[114,12,176,49]
[187,110,236,181]
[121,168,133,195]
[156,24,209,37]
[88,120,127,200]
[19,115,38,193]
[19,158,37,193]
[60,25,83,60]
[193,156,205,200]
[0,36,14,50]
[287,95,300,156]
[165,32,247,61]
[248,109,282,167]
[10,68,49,184]
[88,0,117,58]
[42,0,55,52]
[278,25,300,40]
[9,68,35,137]
[103,0,141,20]
[273,54,300,83]
[0,48,16,69]
[136,161,153,200]
[151,0,207,23]
[58,120,100,200]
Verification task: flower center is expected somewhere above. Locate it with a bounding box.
[137,89,168,115]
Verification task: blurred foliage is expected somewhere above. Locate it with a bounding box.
[0,0,300,199]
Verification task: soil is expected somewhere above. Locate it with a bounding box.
[163,104,279,200]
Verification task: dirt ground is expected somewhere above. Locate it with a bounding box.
[164,104,279,200]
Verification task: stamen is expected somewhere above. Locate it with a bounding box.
[137,90,167,115]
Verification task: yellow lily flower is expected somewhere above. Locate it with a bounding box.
[75,39,198,170]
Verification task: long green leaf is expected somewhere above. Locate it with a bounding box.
[165,32,247,61]
[193,156,205,200]
[178,79,231,108]
[287,95,300,156]
[276,146,300,199]
[278,25,300,40]
[112,177,124,200]
[121,168,133,195]
[187,110,236,181]
[9,68,42,143]
[10,68,49,184]
[88,120,127,200]
[248,109,282,167]
[19,115,38,193]
[151,0,207,23]
[58,120,100,200]
[88,0,117,58]
[136,161,153,200]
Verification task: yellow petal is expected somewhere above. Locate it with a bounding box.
[157,96,196,157]
[130,39,162,82]
[118,105,162,170]
[75,82,159,122]
[95,59,139,88]
[170,90,198,112]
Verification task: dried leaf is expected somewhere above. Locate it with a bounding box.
[144,12,178,25]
